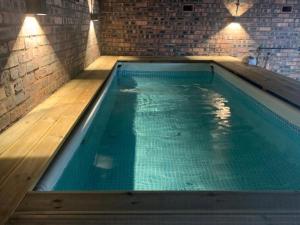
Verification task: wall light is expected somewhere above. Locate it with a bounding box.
[91,13,99,21]
[226,16,237,24]
[226,16,242,30]
[90,0,99,21]
[25,0,47,15]
[228,22,242,30]
[235,0,240,16]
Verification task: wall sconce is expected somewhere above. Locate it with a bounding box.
[25,0,47,15]
[235,0,240,16]
[226,16,237,24]
[226,16,241,29]
[91,13,99,21]
[90,0,100,21]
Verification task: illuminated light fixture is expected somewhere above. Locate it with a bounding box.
[228,21,242,30]
[90,0,99,21]
[226,16,237,24]
[226,16,241,29]
[25,0,47,15]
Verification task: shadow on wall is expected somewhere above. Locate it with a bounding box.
[0,0,101,132]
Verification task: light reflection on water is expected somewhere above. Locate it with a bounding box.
[212,95,231,121]
[53,71,300,191]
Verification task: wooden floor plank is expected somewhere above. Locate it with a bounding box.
[16,192,300,215]
[0,80,83,156]
[0,81,92,185]
[0,56,118,225]
[9,214,300,225]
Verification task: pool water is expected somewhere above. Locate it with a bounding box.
[51,64,300,191]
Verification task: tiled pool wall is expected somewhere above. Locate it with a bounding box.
[0,0,101,132]
[99,0,300,80]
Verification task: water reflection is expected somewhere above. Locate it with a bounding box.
[94,154,114,170]
[211,94,231,128]
[52,69,300,191]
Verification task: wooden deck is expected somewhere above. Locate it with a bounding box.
[0,56,300,225]
[0,56,118,225]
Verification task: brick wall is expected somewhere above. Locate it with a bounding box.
[0,0,101,131]
[100,0,300,79]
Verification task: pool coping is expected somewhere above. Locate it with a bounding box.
[118,56,300,109]
[1,56,300,225]
[10,192,300,225]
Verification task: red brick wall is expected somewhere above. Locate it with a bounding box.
[0,0,101,131]
[100,0,300,79]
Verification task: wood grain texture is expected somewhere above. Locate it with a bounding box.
[8,214,300,225]
[16,192,300,214]
[0,56,118,225]
[10,191,300,225]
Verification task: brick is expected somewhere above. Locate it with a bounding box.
[0,70,9,85]
[4,53,19,69]
[0,26,16,41]
[8,37,25,51]
[18,49,33,64]
[53,0,62,7]
[0,42,8,56]
[4,96,15,111]
[19,64,27,77]
[10,102,27,123]
[13,79,23,93]
[10,67,19,80]
[0,86,6,100]
[25,37,38,49]
[15,91,26,105]
[0,113,10,132]
[38,36,49,46]
[26,59,39,73]
[0,101,6,116]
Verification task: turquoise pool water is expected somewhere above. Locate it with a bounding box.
[49,63,300,191]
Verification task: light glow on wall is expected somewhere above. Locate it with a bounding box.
[21,16,44,36]
[227,22,242,30]
[224,0,253,17]
[88,0,100,21]
[208,19,254,59]
[222,21,250,40]
[223,1,253,35]
[84,21,101,67]
[88,0,92,13]
[5,15,69,108]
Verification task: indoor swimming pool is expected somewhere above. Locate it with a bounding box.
[36,63,300,191]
